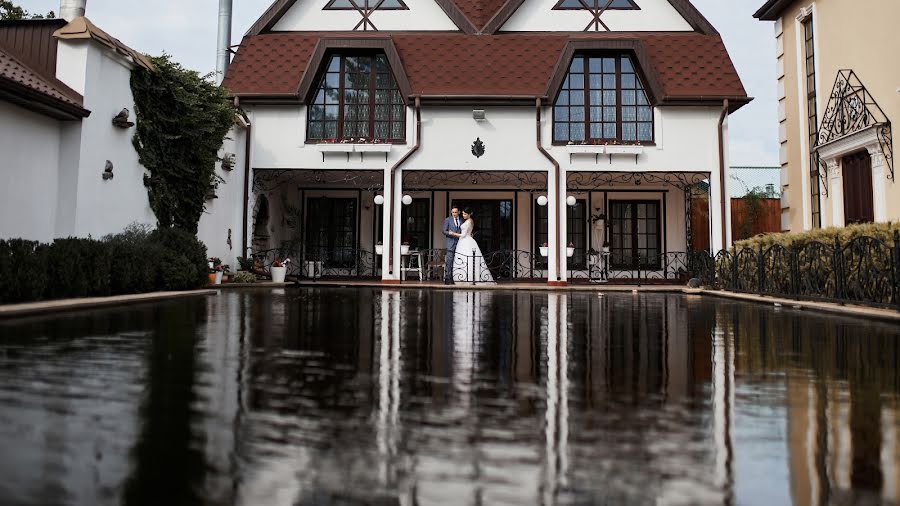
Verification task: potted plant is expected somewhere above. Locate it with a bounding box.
[271,256,290,283]
[208,257,223,284]
[400,239,410,255]
[236,256,253,272]
[539,242,549,257]
[566,242,575,258]
[220,264,231,283]
[602,241,610,254]
[375,241,383,255]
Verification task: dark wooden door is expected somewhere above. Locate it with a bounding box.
[842,151,874,225]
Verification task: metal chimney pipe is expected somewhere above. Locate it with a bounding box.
[216,0,233,85]
[60,0,86,21]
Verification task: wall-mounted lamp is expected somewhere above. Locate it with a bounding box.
[537,195,548,206]
[374,195,385,205]
[473,109,486,121]
[566,196,577,207]
[401,194,413,206]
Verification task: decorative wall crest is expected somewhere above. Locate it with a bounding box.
[471,138,485,158]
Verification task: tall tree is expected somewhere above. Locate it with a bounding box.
[0,1,55,20]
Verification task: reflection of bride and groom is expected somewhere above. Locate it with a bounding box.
[442,206,494,284]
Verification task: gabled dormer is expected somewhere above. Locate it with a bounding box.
[296,39,412,143]
[247,0,468,34]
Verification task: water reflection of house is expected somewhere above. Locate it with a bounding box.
[214,0,750,285]
[730,305,900,505]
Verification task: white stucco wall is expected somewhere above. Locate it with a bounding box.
[0,101,62,241]
[271,0,458,32]
[65,40,156,238]
[502,0,693,32]
[198,125,249,267]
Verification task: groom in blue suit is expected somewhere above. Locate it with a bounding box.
[442,207,462,285]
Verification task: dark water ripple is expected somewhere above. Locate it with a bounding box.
[0,290,899,505]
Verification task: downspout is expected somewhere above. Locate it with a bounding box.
[237,101,252,257]
[536,98,563,283]
[718,99,729,250]
[386,96,421,279]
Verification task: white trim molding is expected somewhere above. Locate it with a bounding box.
[816,125,889,224]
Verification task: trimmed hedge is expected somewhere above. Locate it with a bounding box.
[0,224,208,304]
[734,222,900,251]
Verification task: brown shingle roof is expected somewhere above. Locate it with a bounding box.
[0,45,89,119]
[223,31,747,103]
[453,0,510,30]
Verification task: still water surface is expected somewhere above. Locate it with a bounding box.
[0,289,898,505]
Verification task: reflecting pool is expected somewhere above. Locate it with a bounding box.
[0,289,898,505]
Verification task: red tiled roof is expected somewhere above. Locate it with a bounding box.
[223,32,747,102]
[0,45,89,118]
[452,0,509,30]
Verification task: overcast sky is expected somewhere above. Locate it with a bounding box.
[22,0,778,166]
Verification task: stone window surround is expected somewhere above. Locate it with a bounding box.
[816,125,889,226]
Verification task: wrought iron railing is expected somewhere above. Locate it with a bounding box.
[416,249,541,284]
[690,232,900,310]
[250,247,381,280]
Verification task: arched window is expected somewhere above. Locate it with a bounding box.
[307,53,406,143]
[553,54,653,144]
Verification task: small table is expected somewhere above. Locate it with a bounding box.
[400,250,425,281]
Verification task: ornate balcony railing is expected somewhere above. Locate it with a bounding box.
[250,247,381,279]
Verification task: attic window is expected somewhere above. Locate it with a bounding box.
[553,54,653,144]
[553,0,639,9]
[307,54,406,143]
[324,0,408,9]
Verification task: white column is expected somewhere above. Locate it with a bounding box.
[547,165,560,282]
[380,167,395,281]
[558,165,568,281]
[868,146,888,222]
[709,165,725,252]
[392,169,404,280]
[828,159,843,227]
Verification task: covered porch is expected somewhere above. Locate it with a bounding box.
[247,168,712,285]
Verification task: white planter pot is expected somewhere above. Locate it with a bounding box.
[214,271,224,285]
[539,247,548,257]
[271,266,287,283]
[375,244,383,255]
[566,247,575,258]
[400,245,410,255]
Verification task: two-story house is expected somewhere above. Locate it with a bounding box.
[754,0,897,232]
[219,0,749,285]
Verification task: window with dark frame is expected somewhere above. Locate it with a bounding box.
[306,198,358,268]
[608,201,660,270]
[553,54,653,144]
[401,199,430,250]
[803,16,821,229]
[324,0,408,10]
[553,0,639,9]
[307,53,406,143]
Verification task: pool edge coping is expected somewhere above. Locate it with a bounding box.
[0,289,218,320]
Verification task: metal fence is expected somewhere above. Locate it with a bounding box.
[691,231,900,310]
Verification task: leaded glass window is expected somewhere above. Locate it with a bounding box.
[307,53,406,143]
[553,54,653,144]
[553,0,638,9]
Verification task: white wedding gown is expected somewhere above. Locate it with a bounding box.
[453,220,494,283]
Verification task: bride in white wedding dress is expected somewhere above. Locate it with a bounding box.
[452,209,494,283]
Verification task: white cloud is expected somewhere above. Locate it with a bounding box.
[21,0,779,166]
